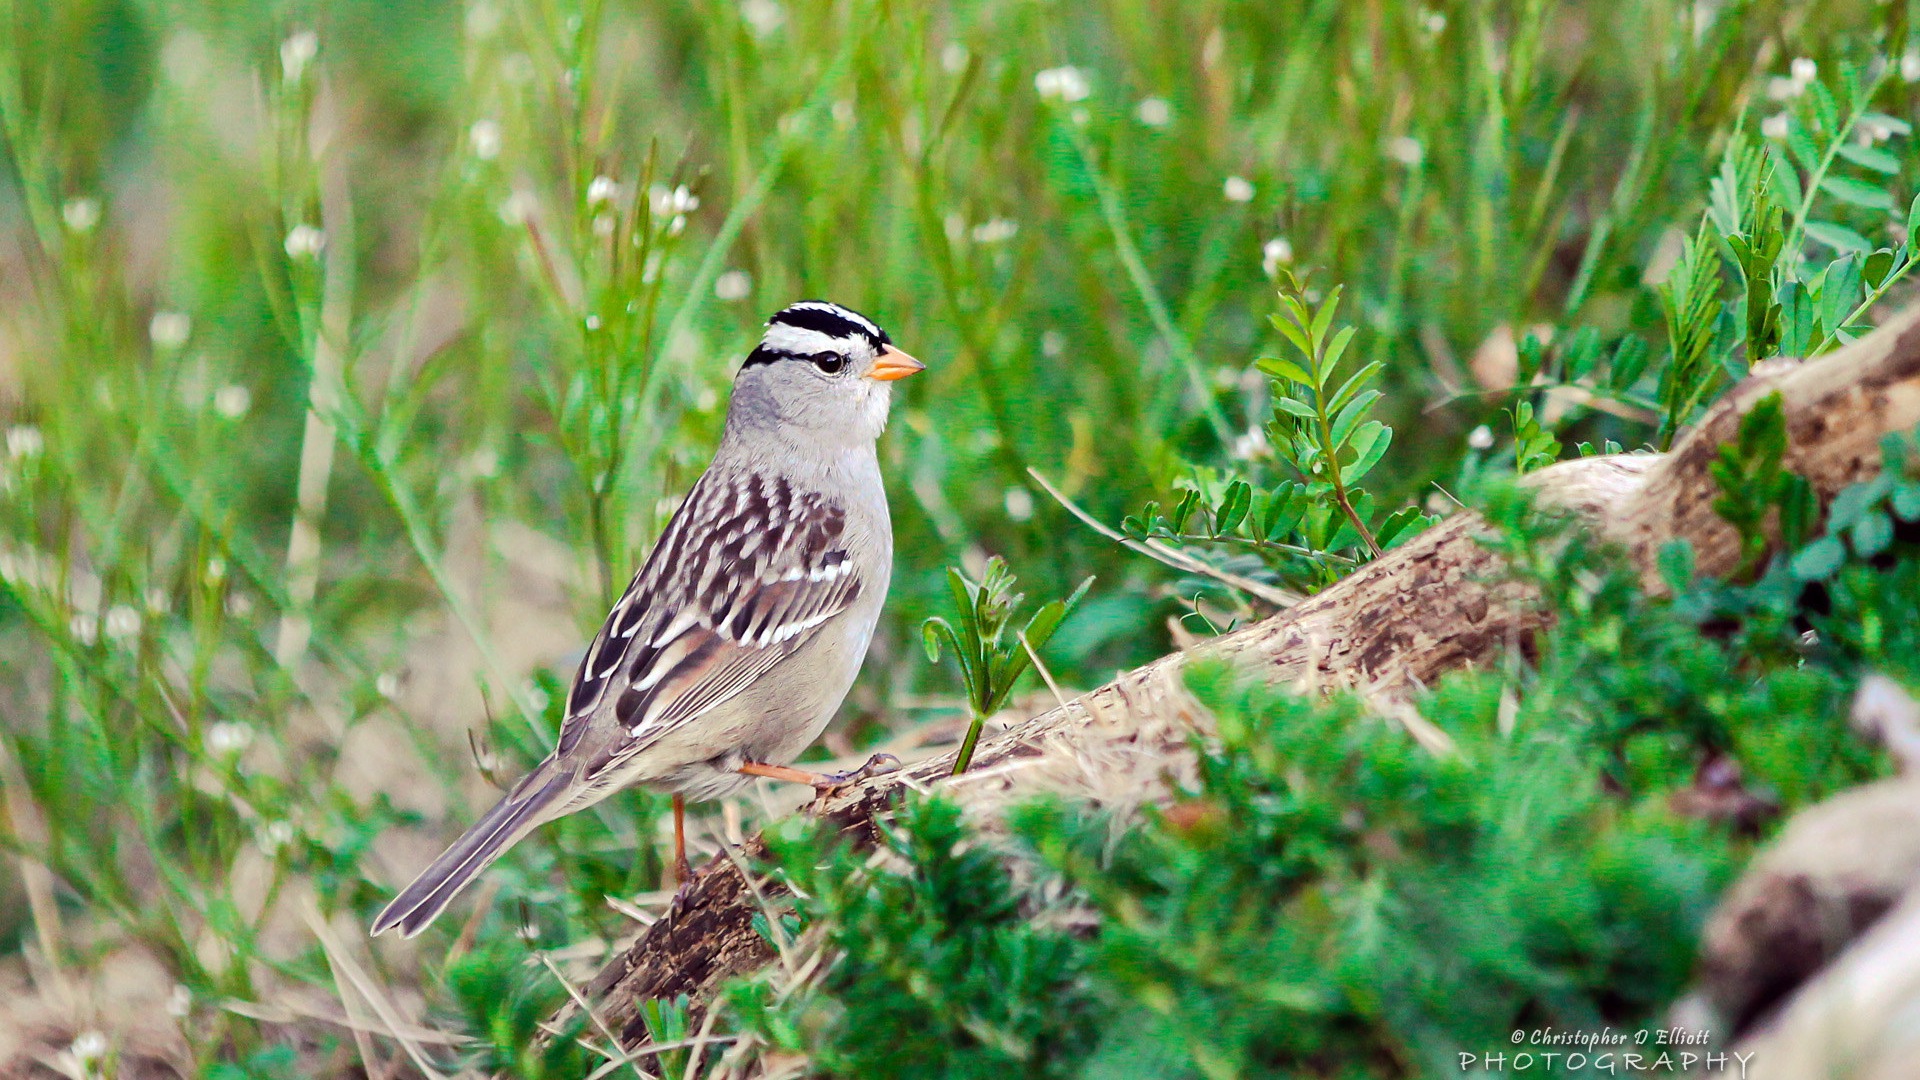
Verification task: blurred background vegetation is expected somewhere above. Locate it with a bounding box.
[1,0,1916,1074]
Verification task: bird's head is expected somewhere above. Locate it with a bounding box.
[728,300,923,448]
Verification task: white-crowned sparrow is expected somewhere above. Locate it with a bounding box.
[371,301,922,938]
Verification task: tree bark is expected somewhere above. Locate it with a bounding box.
[581,305,1920,1049]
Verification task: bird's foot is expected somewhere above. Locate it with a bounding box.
[810,752,902,793]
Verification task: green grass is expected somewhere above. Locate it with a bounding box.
[0,0,1916,1074]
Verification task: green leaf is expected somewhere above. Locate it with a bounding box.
[1329,389,1382,449]
[1836,142,1901,174]
[1778,280,1813,357]
[1819,174,1896,211]
[1805,220,1873,254]
[1020,576,1093,656]
[1909,193,1920,259]
[1769,145,1804,210]
[1375,505,1429,549]
[1171,489,1202,532]
[1319,325,1358,381]
[1851,510,1893,557]
[1216,481,1252,534]
[1786,116,1823,175]
[1891,481,1920,522]
[1862,111,1913,136]
[1308,285,1344,353]
[1789,535,1847,581]
[1864,248,1896,289]
[1272,396,1320,422]
[1819,255,1863,341]
[1341,422,1392,486]
[1256,356,1313,384]
[1269,312,1313,360]
[1323,360,1384,419]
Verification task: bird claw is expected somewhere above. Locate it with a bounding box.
[811,752,903,793]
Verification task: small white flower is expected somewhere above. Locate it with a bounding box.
[517,922,540,941]
[203,557,226,586]
[1468,424,1495,450]
[583,314,602,331]
[1903,50,1920,83]
[969,218,1018,244]
[1860,116,1895,144]
[1767,75,1804,101]
[205,721,254,757]
[144,589,169,614]
[7,426,43,458]
[1034,66,1090,103]
[940,42,969,73]
[213,385,251,419]
[499,189,537,226]
[1761,112,1790,140]
[469,118,502,160]
[1041,330,1065,358]
[104,605,141,641]
[280,31,318,83]
[1790,56,1817,84]
[1386,136,1425,167]
[1261,237,1294,278]
[467,446,500,478]
[70,1032,107,1064]
[149,311,191,349]
[226,592,254,617]
[1223,176,1255,203]
[284,223,326,259]
[1004,486,1035,522]
[523,682,550,713]
[167,983,192,1017]
[259,820,295,854]
[375,672,400,700]
[466,3,503,37]
[714,269,752,301]
[1421,9,1447,33]
[648,183,699,217]
[740,0,784,36]
[1135,96,1171,127]
[70,613,98,646]
[586,175,618,206]
[62,197,101,234]
[667,214,687,236]
[1230,426,1271,462]
[591,212,615,237]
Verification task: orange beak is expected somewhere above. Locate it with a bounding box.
[866,344,926,382]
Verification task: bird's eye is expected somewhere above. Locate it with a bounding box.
[810,351,847,374]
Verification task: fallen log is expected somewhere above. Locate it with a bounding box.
[582,305,1920,1050]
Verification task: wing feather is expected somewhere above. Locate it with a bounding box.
[553,468,864,768]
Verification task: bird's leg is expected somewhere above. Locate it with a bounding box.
[737,753,904,796]
[671,793,691,886]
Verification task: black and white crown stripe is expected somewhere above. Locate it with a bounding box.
[554,469,862,767]
[744,301,889,367]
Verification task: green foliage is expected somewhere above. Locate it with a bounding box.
[1115,278,1433,603]
[1708,392,1816,576]
[444,940,595,1079]
[924,556,1092,774]
[1260,274,1393,556]
[730,797,1097,1078]
[742,460,1919,1077]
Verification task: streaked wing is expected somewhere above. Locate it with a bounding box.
[552,469,861,767]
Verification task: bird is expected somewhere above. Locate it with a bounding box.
[371,300,923,938]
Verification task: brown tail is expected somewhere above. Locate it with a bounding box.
[369,769,573,938]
